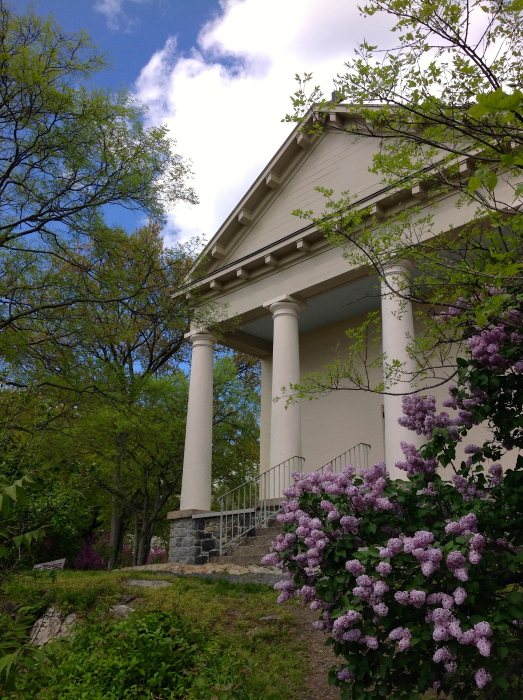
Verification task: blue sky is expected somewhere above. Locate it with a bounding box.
[24,1,222,90]
[19,1,394,245]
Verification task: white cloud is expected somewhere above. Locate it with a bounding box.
[134,0,394,245]
[94,0,149,32]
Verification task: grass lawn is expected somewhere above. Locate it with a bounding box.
[1,570,309,699]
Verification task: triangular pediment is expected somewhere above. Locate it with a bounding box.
[194,110,385,281]
[218,131,382,269]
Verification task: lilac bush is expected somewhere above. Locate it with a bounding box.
[263,308,523,699]
[146,545,167,565]
[73,532,108,570]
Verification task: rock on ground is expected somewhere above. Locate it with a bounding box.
[108,604,134,618]
[30,607,77,646]
[123,578,172,588]
[118,562,280,576]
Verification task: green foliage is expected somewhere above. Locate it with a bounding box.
[283,0,523,398]
[9,610,253,700]
[0,478,54,690]
[0,477,44,584]
[0,2,197,336]
[272,309,523,699]
[1,571,308,700]
[212,353,261,495]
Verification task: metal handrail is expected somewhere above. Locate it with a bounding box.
[218,455,305,555]
[217,443,371,555]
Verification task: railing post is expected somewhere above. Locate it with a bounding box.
[219,509,223,557]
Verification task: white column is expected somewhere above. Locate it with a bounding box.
[381,261,422,478]
[180,331,216,511]
[263,295,306,469]
[259,357,272,475]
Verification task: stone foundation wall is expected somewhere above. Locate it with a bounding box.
[168,511,258,565]
[168,514,220,565]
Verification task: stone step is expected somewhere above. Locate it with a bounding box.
[241,532,282,546]
[212,552,275,566]
[231,542,272,556]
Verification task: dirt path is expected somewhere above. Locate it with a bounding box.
[293,607,341,700]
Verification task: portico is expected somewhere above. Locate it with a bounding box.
[178,277,420,512]
[174,105,467,514]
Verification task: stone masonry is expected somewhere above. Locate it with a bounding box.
[168,513,221,565]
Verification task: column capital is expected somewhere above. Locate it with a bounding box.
[263,294,307,318]
[379,259,414,276]
[184,330,217,349]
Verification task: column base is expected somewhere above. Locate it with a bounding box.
[168,513,221,565]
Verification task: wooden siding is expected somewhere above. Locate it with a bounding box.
[221,133,382,266]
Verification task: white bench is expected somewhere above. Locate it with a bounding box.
[33,558,66,571]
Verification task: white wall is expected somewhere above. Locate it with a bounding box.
[298,311,385,473]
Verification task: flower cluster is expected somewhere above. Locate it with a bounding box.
[395,442,438,475]
[398,394,461,440]
[468,325,511,370]
[265,460,501,691]
[261,322,523,698]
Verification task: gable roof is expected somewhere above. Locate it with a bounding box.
[184,105,466,299]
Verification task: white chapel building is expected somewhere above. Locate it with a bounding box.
[174,106,491,521]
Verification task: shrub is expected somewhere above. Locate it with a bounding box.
[73,532,108,570]
[146,544,167,565]
[264,303,523,699]
[11,609,253,699]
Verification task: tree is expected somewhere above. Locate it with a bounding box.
[285,0,523,398]
[265,297,523,699]
[212,350,261,493]
[0,2,197,344]
[15,222,209,567]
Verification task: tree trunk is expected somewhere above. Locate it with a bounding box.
[133,511,139,567]
[137,520,155,566]
[107,496,123,570]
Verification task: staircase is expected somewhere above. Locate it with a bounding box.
[213,443,371,566]
[212,519,284,566]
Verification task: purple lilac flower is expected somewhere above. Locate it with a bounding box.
[375,497,394,511]
[475,668,492,689]
[433,647,455,664]
[395,591,410,605]
[261,552,281,566]
[337,668,354,681]
[474,621,493,638]
[489,463,503,486]
[447,551,467,570]
[468,550,482,564]
[413,530,435,547]
[298,586,316,603]
[362,635,378,649]
[353,586,372,601]
[340,515,360,533]
[476,638,492,657]
[453,587,467,605]
[464,444,482,454]
[343,628,362,642]
[452,474,485,501]
[346,559,366,575]
[375,562,392,576]
[421,561,439,577]
[410,590,426,608]
[399,393,462,440]
[467,325,510,370]
[387,537,403,553]
[459,630,475,645]
[396,442,438,475]
[373,603,389,617]
[373,580,389,597]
